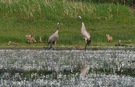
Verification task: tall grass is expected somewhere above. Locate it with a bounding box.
[0,0,94,21]
[0,0,135,47]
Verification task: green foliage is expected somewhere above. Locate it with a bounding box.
[0,0,135,47]
[90,0,133,4]
[69,0,135,6]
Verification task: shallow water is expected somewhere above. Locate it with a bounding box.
[0,48,135,86]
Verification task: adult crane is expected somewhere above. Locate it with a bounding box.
[48,22,60,49]
[79,16,91,50]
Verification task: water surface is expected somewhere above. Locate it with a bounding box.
[0,48,135,87]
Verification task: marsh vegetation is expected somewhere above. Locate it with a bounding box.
[0,0,135,48]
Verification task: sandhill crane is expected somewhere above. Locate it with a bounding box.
[79,16,91,50]
[48,22,60,49]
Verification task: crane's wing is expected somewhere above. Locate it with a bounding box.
[48,34,58,44]
[81,29,90,39]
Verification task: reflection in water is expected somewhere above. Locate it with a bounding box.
[0,48,135,86]
[80,65,90,78]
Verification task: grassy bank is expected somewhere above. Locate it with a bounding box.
[0,0,135,48]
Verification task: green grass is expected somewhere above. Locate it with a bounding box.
[0,0,135,48]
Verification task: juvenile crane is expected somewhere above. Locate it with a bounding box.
[48,22,60,49]
[106,34,113,42]
[79,16,91,50]
[25,35,36,44]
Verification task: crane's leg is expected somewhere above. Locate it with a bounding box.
[84,39,91,51]
[84,44,87,51]
[84,38,87,51]
[48,43,54,50]
[54,42,57,48]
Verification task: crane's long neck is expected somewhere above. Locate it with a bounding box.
[80,17,85,30]
[52,30,59,38]
[55,23,60,35]
[81,22,86,30]
[57,24,60,30]
[79,16,83,23]
[54,30,59,35]
[82,22,85,27]
[56,29,59,33]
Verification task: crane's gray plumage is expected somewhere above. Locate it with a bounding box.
[79,16,91,50]
[48,22,60,49]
